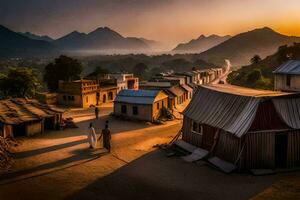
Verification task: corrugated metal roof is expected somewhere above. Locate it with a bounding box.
[201,84,289,97]
[183,85,300,137]
[180,84,193,92]
[114,89,161,104]
[273,60,300,75]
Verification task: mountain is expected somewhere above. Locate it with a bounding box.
[138,38,163,50]
[0,25,57,58]
[227,42,300,90]
[54,27,150,51]
[20,32,54,42]
[197,27,300,67]
[173,34,231,53]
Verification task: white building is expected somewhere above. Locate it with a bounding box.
[107,73,139,92]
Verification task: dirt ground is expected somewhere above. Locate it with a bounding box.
[0,105,299,200]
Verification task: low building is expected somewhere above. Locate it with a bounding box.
[57,79,117,108]
[182,84,300,171]
[0,98,64,137]
[35,92,58,105]
[180,84,193,100]
[114,90,168,122]
[107,73,139,92]
[57,80,99,108]
[167,86,187,108]
[274,60,300,92]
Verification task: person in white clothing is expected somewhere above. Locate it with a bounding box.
[87,123,97,149]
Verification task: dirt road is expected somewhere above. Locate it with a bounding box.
[0,111,182,200]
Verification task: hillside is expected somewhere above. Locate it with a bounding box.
[0,25,57,58]
[54,27,150,51]
[173,34,231,53]
[198,27,300,67]
[20,32,54,42]
[227,42,300,90]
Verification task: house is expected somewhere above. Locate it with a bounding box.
[107,73,139,92]
[0,99,64,137]
[35,92,58,105]
[114,90,168,122]
[167,86,187,108]
[57,79,117,108]
[180,84,193,100]
[182,84,300,171]
[273,60,300,92]
[57,80,99,108]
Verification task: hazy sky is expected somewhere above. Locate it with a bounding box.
[1,0,300,47]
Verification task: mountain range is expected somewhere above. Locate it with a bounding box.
[173,34,231,53]
[197,27,300,67]
[0,25,57,58]
[0,25,153,58]
[54,27,150,51]
[1,25,300,67]
[19,32,54,42]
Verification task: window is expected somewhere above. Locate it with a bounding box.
[121,105,127,114]
[68,96,72,100]
[286,75,291,87]
[63,95,67,101]
[132,106,138,115]
[157,102,160,110]
[162,101,164,108]
[86,96,88,103]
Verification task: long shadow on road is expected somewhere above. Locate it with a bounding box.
[0,149,108,183]
[66,150,283,200]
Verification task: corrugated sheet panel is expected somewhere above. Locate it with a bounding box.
[272,97,300,129]
[273,60,300,75]
[114,89,160,104]
[117,89,160,97]
[214,132,242,164]
[243,132,275,169]
[183,86,260,137]
[287,130,300,168]
[167,86,185,97]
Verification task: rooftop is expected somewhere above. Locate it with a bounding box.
[201,84,293,97]
[273,60,300,75]
[0,98,65,125]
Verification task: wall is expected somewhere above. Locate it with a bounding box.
[99,88,117,104]
[114,103,152,121]
[57,94,83,107]
[82,93,97,108]
[26,121,42,136]
[275,74,300,92]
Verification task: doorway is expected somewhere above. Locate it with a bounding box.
[13,123,26,137]
[275,133,288,168]
[103,94,106,103]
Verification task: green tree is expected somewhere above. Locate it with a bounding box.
[0,67,39,99]
[246,69,262,83]
[44,55,83,91]
[250,55,262,65]
[132,63,149,80]
[87,66,109,79]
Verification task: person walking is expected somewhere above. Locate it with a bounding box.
[95,107,99,119]
[99,120,111,153]
[87,123,97,149]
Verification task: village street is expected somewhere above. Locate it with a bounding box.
[0,104,299,200]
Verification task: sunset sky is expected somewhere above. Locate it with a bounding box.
[1,0,300,47]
